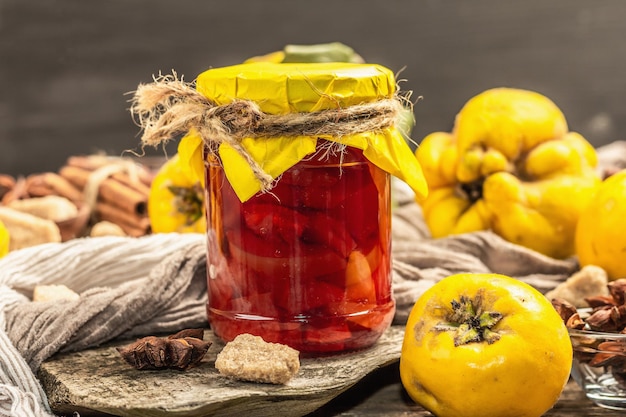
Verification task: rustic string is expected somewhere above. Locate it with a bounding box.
[129,72,406,193]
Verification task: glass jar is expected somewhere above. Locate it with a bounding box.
[193,62,428,354]
[206,141,392,353]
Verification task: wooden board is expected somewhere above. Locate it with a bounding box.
[38,326,405,417]
[37,324,621,417]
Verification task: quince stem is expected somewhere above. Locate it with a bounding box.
[458,179,484,203]
[168,184,204,225]
[435,293,503,346]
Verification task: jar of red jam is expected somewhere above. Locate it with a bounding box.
[192,62,428,354]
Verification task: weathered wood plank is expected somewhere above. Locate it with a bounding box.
[39,326,405,417]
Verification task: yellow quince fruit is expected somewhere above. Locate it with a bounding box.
[416,88,600,259]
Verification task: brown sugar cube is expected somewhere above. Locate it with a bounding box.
[90,221,127,237]
[33,284,80,302]
[545,265,610,308]
[215,333,300,384]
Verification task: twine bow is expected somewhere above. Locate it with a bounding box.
[129,72,406,192]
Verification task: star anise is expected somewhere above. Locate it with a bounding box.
[552,279,626,374]
[583,280,626,332]
[116,328,212,371]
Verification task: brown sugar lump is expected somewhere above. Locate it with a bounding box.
[545,265,609,308]
[33,284,79,302]
[215,333,300,384]
[90,221,127,237]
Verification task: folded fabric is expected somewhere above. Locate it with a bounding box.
[4,240,208,371]
[0,233,206,417]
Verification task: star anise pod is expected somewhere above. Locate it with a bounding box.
[585,295,618,309]
[553,279,626,374]
[551,298,578,323]
[608,280,626,306]
[581,279,626,333]
[588,341,626,368]
[585,306,625,332]
[117,328,211,371]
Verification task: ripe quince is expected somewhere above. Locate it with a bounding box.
[416,88,600,259]
[400,273,572,417]
[0,219,8,258]
[576,169,626,280]
[148,153,206,234]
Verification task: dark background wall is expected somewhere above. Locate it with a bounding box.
[2,0,626,176]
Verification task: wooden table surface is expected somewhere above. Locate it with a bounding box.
[305,364,614,417]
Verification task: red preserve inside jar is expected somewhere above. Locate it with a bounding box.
[205,141,394,353]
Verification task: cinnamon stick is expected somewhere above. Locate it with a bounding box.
[66,155,153,186]
[59,165,148,215]
[111,172,151,196]
[23,181,55,198]
[66,155,117,172]
[95,201,151,237]
[26,173,83,205]
[98,178,148,216]
[1,176,28,205]
[0,174,15,201]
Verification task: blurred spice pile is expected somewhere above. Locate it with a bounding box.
[0,155,158,252]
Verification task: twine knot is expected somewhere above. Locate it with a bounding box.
[204,99,263,138]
